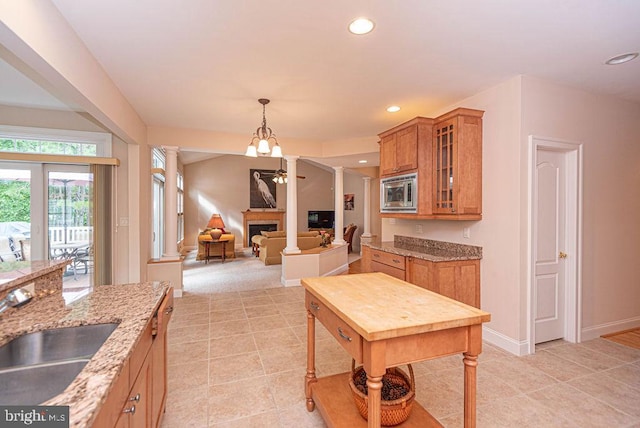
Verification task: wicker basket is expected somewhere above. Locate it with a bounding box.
[348,360,416,426]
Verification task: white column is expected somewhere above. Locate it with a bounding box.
[333,166,346,245]
[162,146,180,260]
[362,176,372,238]
[283,155,301,254]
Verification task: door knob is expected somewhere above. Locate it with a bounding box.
[559,251,568,259]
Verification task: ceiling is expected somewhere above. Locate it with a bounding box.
[1,1,639,167]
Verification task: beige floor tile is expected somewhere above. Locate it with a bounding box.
[168,310,210,329]
[210,308,247,323]
[267,370,308,410]
[528,382,636,427]
[605,362,640,390]
[472,394,576,428]
[481,356,558,393]
[209,352,264,385]
[209,333,257,358]
[209,410,280,427]
[161,384,209,428]
[545,342,628,371]
[167,359,209,392]
[248,314,289,332]
[208,376,276,424]
[259,343,308,375]
[277,401,327,428]
[281,310,308,327]
[210,319,252,338]
[210,298,243,312]
[168,324,210,345]
[253,327,302,351]
[568,371,640,417]
[242,295,275,308]
[168,339,209,366]
[244,304,280,318]
[520,349,595,381]
[579,337,640,363]
[414,372,464,420]
[275,301,305,314]
[238,289,270,298]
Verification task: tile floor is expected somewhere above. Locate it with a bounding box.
[161,286,640,428]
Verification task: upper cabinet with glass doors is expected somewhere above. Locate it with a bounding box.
[433,108,483,219]
[378,108,483,220]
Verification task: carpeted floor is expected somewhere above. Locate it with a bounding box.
[182,247,362,295]
[182,248,283,294]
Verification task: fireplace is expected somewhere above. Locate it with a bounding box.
[248,223,278,244]
[242,210,286,247]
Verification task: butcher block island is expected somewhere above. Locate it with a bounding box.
[302,273,490,428]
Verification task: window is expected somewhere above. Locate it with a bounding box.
[0,125,112,157]
[177,171,184,243]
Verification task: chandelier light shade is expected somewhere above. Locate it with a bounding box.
[245,98,283,158]
[207,214,226,240]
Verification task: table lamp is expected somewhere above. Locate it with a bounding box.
[207,214,225,241]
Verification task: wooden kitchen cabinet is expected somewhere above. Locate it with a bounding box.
[407,258,480,308]
[369,248,406,280]
[93,288,173,428]
[432,108,483,219]
[378,117,433,178]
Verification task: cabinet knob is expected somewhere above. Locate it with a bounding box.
[123,405,136,415]
[337,327,352,342]
[393,259,401,264]
[310,302,320,311]
[129,393,141,402]
[165,306,174,315]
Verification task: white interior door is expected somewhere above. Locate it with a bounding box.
[534,149,567,343]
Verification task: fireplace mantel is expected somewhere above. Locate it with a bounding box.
[242,210,286,247]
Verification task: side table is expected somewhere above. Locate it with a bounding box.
[204,238,229,264]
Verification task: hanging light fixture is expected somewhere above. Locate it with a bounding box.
[272,158,288,184]
[245,98,282,158]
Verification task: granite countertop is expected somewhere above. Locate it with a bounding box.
[0,281,171,427]
[0,259,70,293]
[363,235,482,262]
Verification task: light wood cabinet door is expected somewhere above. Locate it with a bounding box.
[408,258,480,308]
[379,124,419,176]
[379,134,398,176]
[128,353,152,428]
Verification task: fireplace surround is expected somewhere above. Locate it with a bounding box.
[242,210,285,247]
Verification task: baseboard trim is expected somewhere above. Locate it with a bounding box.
[281,263,349,287]
[581,316,640,341]
[323,263,349,277]
[482,326,530,356]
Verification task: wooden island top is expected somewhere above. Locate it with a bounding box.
[302,272,491,427]
[302,272,490,342]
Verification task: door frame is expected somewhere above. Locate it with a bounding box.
[527,136,583,354]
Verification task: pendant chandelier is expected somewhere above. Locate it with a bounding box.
[245,98,282,158]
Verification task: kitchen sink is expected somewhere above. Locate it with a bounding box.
[0,323,119,369]
[0,359,90,405]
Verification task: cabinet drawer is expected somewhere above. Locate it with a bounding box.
[306,292,362,362]
[370,249,405,270]
[371,261,406,281]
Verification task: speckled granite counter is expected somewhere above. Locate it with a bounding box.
[0,259,70,295]
[0,280,171,427]
[363,235,482,261]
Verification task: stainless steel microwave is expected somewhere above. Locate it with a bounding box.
[380,173,417,213]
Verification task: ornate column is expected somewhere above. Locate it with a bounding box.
[162,146,180,260]
[283,155,301,254]
[333,166,346,245]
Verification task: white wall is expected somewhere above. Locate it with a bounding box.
[521,76,640,337]
[382,75,640,353]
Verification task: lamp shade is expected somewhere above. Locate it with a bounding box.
[207,214,225,229]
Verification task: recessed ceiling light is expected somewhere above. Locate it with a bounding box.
[386,105,401,113]
[605,52,639,65]
[348,18,375,35]
[358,160,368,164]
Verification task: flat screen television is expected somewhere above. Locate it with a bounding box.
[308,210,335,229]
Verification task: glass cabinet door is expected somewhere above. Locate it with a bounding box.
[434,119,456,213]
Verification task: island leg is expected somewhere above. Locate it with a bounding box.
[305,309,317,411]
[463,351,478,428]
[366,373,383,428]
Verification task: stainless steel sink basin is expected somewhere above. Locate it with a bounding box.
[0,359,90,405]
[0,323,118,369]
